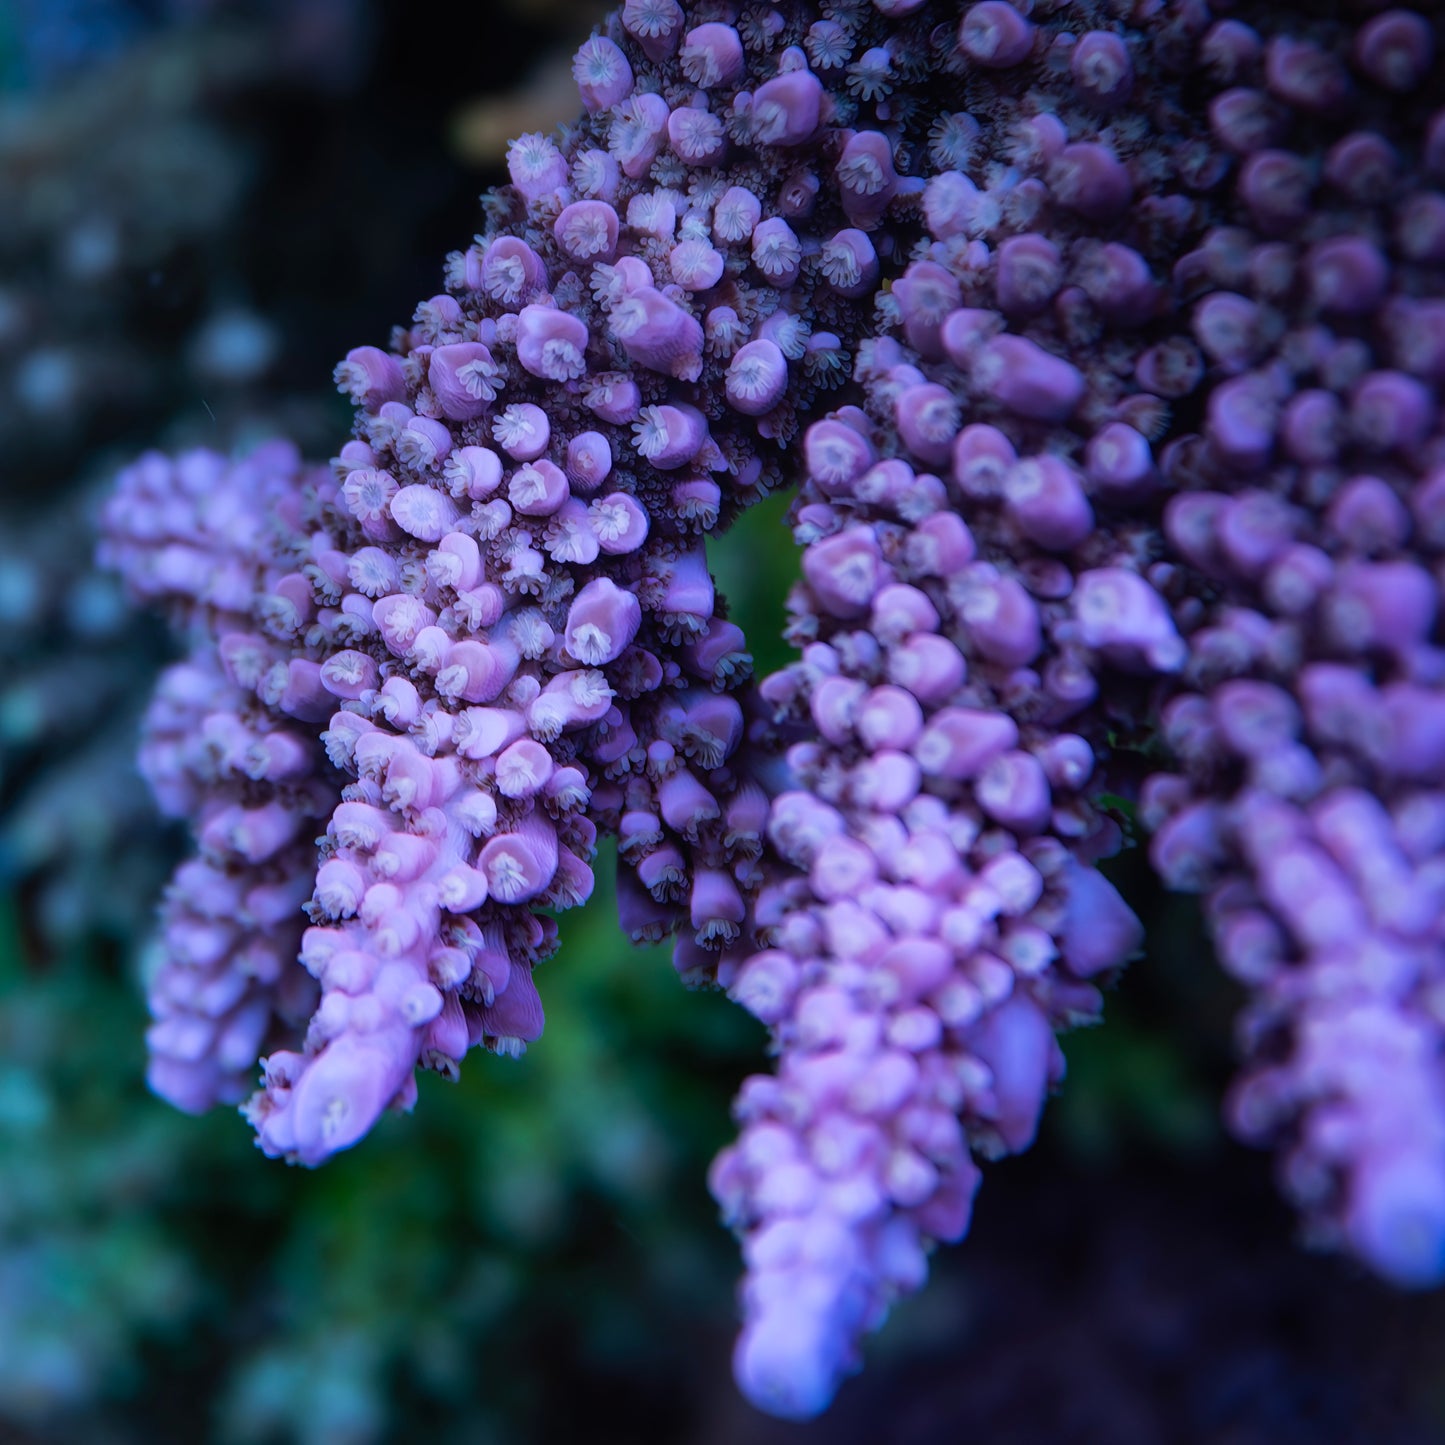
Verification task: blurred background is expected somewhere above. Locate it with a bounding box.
[2,3,1445,1441]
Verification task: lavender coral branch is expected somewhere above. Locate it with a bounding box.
[704,0,1212,1400]
[101,443,337,1112]
[1134,8,1445,1292]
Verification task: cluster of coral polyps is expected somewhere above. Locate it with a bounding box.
[101,0,1445,1421]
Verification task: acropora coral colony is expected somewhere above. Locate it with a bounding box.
[97,0,1445,1420]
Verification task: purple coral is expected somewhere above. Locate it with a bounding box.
[100,444,337,1113]
[100,0,1445,1426]
[703,0,1445,1414]
[1133,3,1445,1291]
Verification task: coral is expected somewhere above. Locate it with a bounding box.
[100,444,338,1114]
[98,0,1445,1425]
[706,5,1445,1406]
[1135,15,1445,1294]
[108,0,969,1169]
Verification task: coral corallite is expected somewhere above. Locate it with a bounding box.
[100,0,1445,1423]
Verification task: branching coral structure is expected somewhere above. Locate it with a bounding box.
[101,0,1445,1421]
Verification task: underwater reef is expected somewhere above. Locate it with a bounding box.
[11,0,1445,1436]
